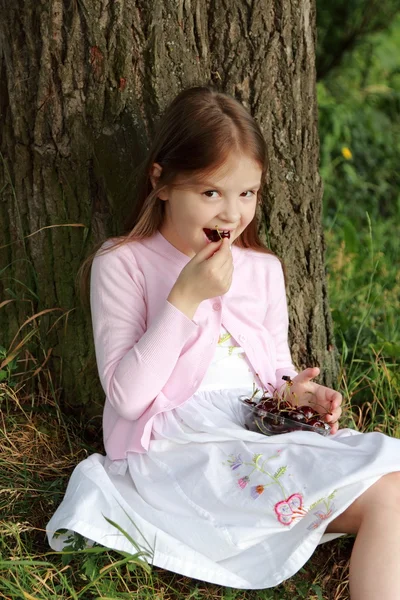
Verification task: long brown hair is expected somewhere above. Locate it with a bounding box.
[77,85,276,306]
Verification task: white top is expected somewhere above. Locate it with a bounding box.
[197,325,256,391]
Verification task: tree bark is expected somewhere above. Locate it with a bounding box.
[0,0,337,423]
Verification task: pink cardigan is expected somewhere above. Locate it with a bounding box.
[90,231,298,459]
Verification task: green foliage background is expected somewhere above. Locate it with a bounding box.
[318,8,400,423]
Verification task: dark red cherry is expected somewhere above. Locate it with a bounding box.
[276,401,292,411]
[257,399,276,413]
[297,405,319,420]
[269,423,288,434]
[259,393,274,403]
[308,417,325,428]
[203,228,220,242]
[286,411,306,422]
[203,228,231,242]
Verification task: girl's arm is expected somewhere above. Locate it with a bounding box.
[90,243,199,421]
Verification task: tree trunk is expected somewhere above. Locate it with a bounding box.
[0,0,337,424]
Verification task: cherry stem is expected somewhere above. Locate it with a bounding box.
[214,225,223,241]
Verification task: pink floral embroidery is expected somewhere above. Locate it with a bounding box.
[274,493,306,526]
[238,476,250,489]
[224,449,337,529]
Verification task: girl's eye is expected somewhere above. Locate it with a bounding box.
[202,190,256,199]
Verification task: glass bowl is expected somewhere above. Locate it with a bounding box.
[238,396,331,437]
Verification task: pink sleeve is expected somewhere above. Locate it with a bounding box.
[263,258,298,390]
[90,244,198,420]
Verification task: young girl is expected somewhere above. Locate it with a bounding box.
[47,86,400,599]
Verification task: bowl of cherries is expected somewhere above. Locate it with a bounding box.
[239,376,332,437]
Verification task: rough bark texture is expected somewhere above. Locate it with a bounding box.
[0,0,337,422]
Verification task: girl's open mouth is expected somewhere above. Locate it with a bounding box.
[203,228,231,243]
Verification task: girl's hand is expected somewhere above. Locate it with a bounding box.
[172,237,233,305]
[289,367,342,434]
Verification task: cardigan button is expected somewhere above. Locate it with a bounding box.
[212,302,221,311]
[238,334,246,342]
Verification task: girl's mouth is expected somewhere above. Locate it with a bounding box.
[203,228,231,243]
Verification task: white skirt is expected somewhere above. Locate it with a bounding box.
[46,385,400,589]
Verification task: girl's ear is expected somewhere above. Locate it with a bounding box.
[150,163,168,200]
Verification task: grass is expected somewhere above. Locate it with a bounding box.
[1,211,399,600]
[325,210,400,435]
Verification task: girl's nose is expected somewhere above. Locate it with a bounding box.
[219,198,241,223]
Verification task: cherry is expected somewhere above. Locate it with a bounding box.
[286,410,306,422]
[297,405,319,420]
[269,423,288,434]
[203,227,230,242]
[307,417,325,428]
[277,400,292,411]
[258,398,276,412]
[245,383,333,436]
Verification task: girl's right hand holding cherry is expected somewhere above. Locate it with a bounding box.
[168,237,233,319]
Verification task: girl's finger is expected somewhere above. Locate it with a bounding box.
[325,407,342,422]
[330,422,339,435]
[329,390,343,408]
[292,367,320,384]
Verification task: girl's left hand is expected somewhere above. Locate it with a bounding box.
[288,367,342,434]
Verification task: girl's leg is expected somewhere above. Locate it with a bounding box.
[325,472,400,600]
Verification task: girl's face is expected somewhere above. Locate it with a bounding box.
[154,153,262,258]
